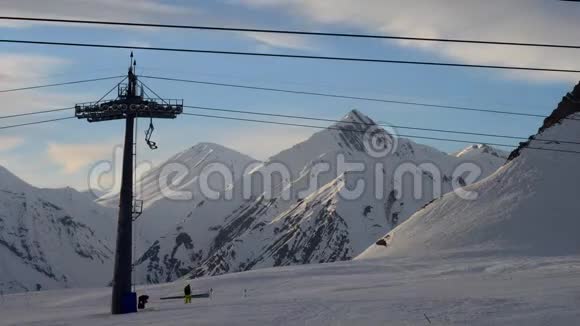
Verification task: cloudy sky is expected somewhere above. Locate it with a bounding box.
[1,0,580,190]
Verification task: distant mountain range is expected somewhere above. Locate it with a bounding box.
[12,98,576,292]
[0,166,115,293]
[131,110,508,283]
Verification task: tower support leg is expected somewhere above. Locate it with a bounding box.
[111,116,135,314]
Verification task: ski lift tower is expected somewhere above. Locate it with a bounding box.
[75,54,183,314]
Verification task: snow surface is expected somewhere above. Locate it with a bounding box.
[359,112,580,260]
[0,167,116,294]
[98,143,256,247]
[1,255,579,325]
[453,144,509,177]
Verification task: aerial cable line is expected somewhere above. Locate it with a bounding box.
[2,102,577,146]
[3,74,572,120]
[181,112,580,155]
[95,76,128,104]
[139,80,170,105]
[0,116,74,130]
[1,16,580,50]
[144,75,552,119]
[0,110,576,155]
[0,74,569,121]
[0,75,124,94]
[0,107,74,120]
[183,105,580,145]
[2,39,580,74]
[0,77,126,121]
[1,74,577,145]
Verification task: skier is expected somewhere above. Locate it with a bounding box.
[184,283,192,304]
[138,295,149,309]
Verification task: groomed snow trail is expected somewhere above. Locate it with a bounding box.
[1,255,579,325]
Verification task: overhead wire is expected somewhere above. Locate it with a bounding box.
[181,112,580,155]
[0,77,125,124]
[0,69,576,154]
[183,105,580,145]
[0,75,125,94]
[1,16,580,50]
[1,39,580,74]
[139,80,169,105]
[0,73,573,122]
[1,74,578,149]
[0,107,74,120]
[0,116,75,130]
[95,76,128,104]
[142,75,555,119]
[2,102,578,151]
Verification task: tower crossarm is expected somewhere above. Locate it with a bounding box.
[75,99,183,122]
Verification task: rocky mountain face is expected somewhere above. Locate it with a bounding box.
[360,88,580,260]
[508,81,580,161]
[0,166,115,294]
[0,142,256,293]
[134,110,508,283]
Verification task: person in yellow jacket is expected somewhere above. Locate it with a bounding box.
[184,283,192,304]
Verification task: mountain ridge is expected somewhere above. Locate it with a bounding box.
[360,98,580,260]
[133,109,508,283]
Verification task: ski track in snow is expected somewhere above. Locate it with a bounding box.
[1,255,579,325]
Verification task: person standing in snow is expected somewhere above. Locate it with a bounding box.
[184,283,192,304]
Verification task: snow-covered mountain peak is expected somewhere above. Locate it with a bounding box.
[508,81,580,161]
[99,142,256,206]
[190,142,245,154]
[455,144,509,159]
[99,142,259,246]
[336,109,376,126]
[134,108,510,283]
[171,142,255,163]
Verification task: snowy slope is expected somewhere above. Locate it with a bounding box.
[359,88,580,260]
[99,143,256,249]
[453,143,508,176]
[135,110,507,283]
[2,255,579,325]
[0,165,116,294]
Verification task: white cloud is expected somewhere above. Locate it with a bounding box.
[0,0,196,27]
[0,54,96,116]
[47,142,119,174]
[242,32,314,51]
[0,1,313,51]
[0,136,25,152]
[0,54,69,88]
[239,0,580,82]
[127,40,153,48]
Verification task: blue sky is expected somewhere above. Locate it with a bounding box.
[1,0,580,189]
